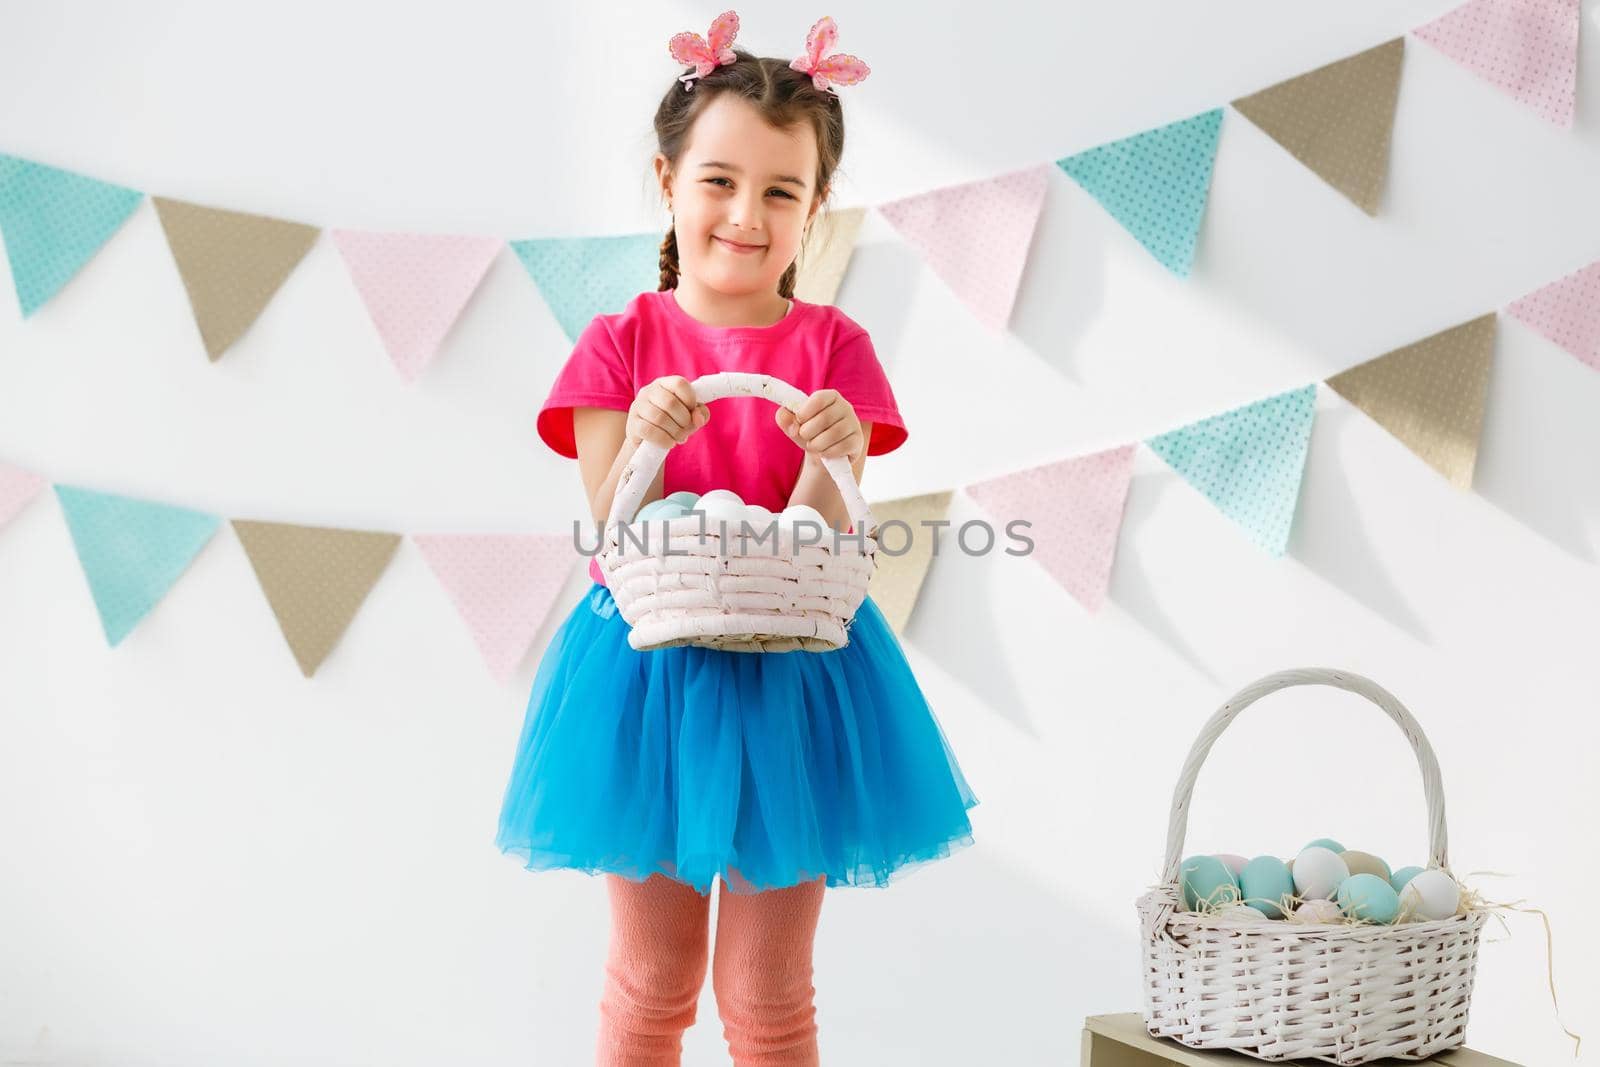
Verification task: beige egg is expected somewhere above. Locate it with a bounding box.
[1341,850,1391,881]
[1213,903,1266,923]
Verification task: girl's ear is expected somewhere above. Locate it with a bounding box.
[653,153,673,207]
[806,187,828,224]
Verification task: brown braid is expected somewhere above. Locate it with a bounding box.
[657,227,680,291]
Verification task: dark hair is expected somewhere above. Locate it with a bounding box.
[653,49,846,298]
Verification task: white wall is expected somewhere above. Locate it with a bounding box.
[2,1,1597,1063]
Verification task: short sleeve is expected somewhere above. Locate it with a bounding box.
[825,328,907,456]
[535,316,635,459]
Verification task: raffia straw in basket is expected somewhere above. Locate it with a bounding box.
[599,371,879,653]
[1137,667,1488,1064]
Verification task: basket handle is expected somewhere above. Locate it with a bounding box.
[1160,667,1449,884]
[605,371,878,536]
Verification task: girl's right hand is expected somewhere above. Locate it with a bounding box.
[627,375,709,449]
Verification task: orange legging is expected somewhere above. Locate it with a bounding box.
[596,871,827,1066]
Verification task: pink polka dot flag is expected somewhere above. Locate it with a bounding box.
[876,165,1050,332]
[1506,258,1600,372]
[331,230,503,382]
[1413,0,1579,128]
[0,461,47,529]
[413,533,577,682]
[965,444,1136,612]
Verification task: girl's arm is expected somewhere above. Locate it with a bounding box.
[785,421,873,531]
[572,378,707,527]
[572,408,666,528]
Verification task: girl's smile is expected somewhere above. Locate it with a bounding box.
[714,235,766,254]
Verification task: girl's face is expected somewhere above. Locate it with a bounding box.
[655,94,823,298]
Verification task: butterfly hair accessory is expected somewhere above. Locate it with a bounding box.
[669,10,741,91]
[790,16,870,94]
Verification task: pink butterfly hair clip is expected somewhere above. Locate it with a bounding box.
[790,16,870,94]
[669,10,741,91]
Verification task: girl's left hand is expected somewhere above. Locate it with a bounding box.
[775,389,865,463]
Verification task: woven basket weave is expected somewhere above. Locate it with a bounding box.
[1137,667,1487,1064]
[599,371,878,653]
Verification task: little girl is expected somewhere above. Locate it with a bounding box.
[496,13,978,1065]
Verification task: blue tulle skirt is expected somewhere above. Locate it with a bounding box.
[495,581,979,896]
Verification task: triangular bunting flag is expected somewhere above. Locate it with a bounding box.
[1231,38,1405,215]
[153,197,320,361]
[53,485,222,646]
[332,230,503,382]
[1325,313,1497,489]
[1505,259,1599,372]
[0,461,47,529]
[412,533,575,682]
[876,165,1049,332]
[1055,109,1224,277]
[965,446,1136,612]
[1413,0,1579,129]
[509,232,660,344]
[863,491,953,634]
[232,520,401,677]
[0,154,144,317]
[1146,385,1317,556]
[794,206,866,305]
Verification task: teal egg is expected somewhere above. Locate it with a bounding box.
[664,491,701,508]
[1304,837,1346,854]
[1390,866,1426,893]
[635,499,687,522]
[1336,873,1401,924]
[1180,855,1240,911]
[1239,856,1295,919]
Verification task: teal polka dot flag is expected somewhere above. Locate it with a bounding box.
[1144,384,1317,556]
[510,232,660,344]
[54,484,222,646]
[0,154,144,317]
[1055,109,1224,277]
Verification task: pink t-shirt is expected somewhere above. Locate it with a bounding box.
[537,288,908,586]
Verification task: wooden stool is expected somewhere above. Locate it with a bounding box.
[1082,1014,1523,1067]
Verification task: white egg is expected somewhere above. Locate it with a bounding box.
[697,489,744,509]
[1292,846,1350,901]
[780,504,827,530]
[1398,869,1460,922]
[1213,903,1266,923]
[695,495,747,523]
[1292,898,1345,924]
[742,505,775,528]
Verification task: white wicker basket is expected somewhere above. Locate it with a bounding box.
[599,371,878,653]
[1138,667,1487,1064]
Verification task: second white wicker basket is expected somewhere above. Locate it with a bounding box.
[1138,667,1487,1064]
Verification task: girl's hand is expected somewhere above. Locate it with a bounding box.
[775,389,865,463]
[627,375,709,449]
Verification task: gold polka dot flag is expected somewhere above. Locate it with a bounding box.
[1325,312,1497,489]
[794,206,865,306]
[152,197,320,362]
[232,520,402,677]
[1231,38,1405,216]
[863,490,953,636]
